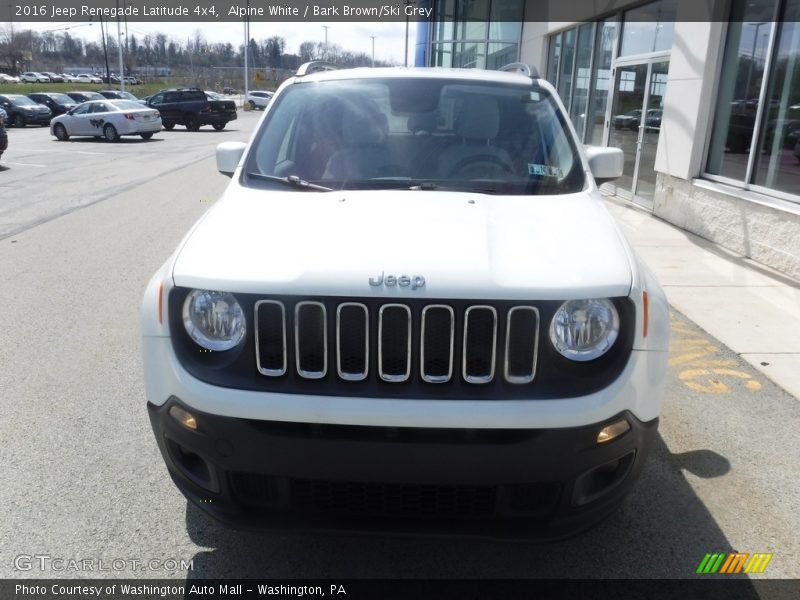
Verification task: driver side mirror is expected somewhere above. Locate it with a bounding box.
[585,146,624,185]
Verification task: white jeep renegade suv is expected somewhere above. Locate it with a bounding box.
[142,62,669,539]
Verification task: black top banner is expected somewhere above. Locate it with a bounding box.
[0,0,750,24]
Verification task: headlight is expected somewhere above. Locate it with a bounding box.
[549,298,619,361]
[182,289,246,351]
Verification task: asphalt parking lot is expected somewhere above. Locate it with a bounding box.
[1,113,798,582]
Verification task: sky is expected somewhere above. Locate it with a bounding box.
[14,21,418,65]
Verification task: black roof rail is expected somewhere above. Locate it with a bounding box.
[296,61,339,76]
[498,62,540,79]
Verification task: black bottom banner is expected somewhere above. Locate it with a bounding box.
[3,579,800,600]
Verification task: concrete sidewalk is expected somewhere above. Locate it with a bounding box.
[604,194,800,401]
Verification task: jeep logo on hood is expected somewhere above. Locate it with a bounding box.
[369,272,426,290]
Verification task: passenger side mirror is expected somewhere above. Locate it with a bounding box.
[216,142,247,177]
[585,146,624,185]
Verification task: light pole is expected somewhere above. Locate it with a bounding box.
[370,36,375,67]
[322,25,329,60]
[745,22,767,102]
[115,0,125,90]
[403,0,414,67]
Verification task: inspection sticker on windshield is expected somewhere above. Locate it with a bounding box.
[529,164,563,178]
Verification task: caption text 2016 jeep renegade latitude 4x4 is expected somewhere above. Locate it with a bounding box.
[142,63,669,540]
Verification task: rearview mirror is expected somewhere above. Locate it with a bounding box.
[585,146,624,185]
[216,142,247,177]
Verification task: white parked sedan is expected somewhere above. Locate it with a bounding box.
[20,72,50,83]
[75,74,103,84]
[50,100,161,142]
[0,73,20,84]
[245,90,274,110]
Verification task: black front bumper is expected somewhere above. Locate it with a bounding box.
[149,398,658,540]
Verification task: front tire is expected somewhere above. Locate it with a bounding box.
[54,123,69,141]
[140,132,154,140]
[249,100,256,110]
[13,114,25,128]
[103,123,119,142]
[163,123,175,130]
[212,123,226,131]
[184,114,200,131]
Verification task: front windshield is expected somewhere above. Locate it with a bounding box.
[11,95,38,106]
[111,100,146,110]
[243,77,585,195]
[48,93,74,104]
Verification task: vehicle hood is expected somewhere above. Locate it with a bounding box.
[172,188,633,300]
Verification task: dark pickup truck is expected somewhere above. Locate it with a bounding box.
[146,88,237,131]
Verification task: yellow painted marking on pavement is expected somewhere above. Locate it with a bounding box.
[669,318,762,394]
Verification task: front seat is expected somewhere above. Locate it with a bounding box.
[323,104,392,181]
[437,96,514,179]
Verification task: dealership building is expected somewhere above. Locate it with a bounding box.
[415,0,800,280]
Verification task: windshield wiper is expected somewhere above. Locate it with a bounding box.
[246,173,332,191]
[409,181,501,194]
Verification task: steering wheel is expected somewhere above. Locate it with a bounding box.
[448,154,514,179]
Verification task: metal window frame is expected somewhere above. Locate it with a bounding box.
[701,2,800,204]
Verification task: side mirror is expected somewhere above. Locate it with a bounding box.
[585,146,624,185]
[216,141,247,177]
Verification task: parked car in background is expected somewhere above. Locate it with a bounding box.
[245,90,274,110]
[146,87,237,131]
[205,91,224,100]
[124,76,142,85]
[65,91,106,103]
[61,73,80,83]
[645,109,662,128]
[75,74,103,84]
[51,99,161,142]
[222,86,238,95]
[27,92,77,117]
[41,72,65,83]
[20,72,50,83]
[0,73,21,84]
[612,109,642,130]
[0,94,52,127]
[0,107,7,161]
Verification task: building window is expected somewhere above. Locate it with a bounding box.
[546,18,620,144]
[619,0,677,57]
[430,0,522,69]
[706,0,800,202]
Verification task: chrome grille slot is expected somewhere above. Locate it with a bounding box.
[378,304,411,382]
[463,306,497,384]
[504,306,540,384]
[295,301,327,379]
[255,300,287,376]
[421,305,454,383]
[336,303,369,381]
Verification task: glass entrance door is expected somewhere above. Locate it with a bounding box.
[607,58,669,209]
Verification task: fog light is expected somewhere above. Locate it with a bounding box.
[597,419,630,444]
[169,405,198,431]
